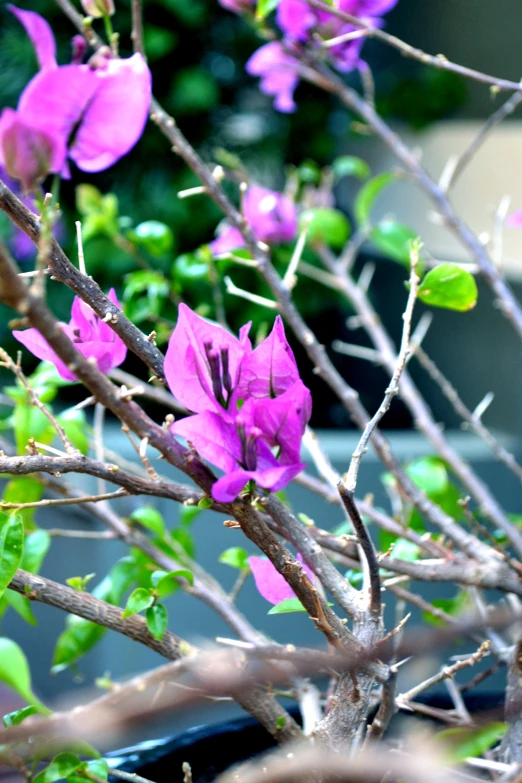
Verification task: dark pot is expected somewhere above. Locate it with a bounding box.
[106,693,505,783]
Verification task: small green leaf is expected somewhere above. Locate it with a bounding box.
[297,513,315,527]
[66,573,96,592]
[151,569,193,597]
[219,547,249,570]
[354,172,396,226]
[417,263,478,312]
[146,604,168,640]
[370,220,419,266]
[256,0,279,18]
[130,507,166,539]
[21,530,51,574]
[436,722,507,762]
[3,589,37,625]
[422,591,471,627]
[33,753,83,783]
[172,253,209,286]
[2,704,39,727]
[197,496,213,509]
[0,638,49,712]
[3,479,44,530]
[57,409,89,455]
[76,184,103,215]
[0,513,23,600]
[122,587,154,618]
[391,538,420,562]
[128,221,174,257]
[332,155,370,181]
[275,715,286,728]
[268,598,307,614]
[406,456,449,495]
[52,616,106,673]
[301,208,351,249]
[179,506,201,526]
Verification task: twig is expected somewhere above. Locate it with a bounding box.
[46,528,117,539]
[338,483,381,619]
[109,771,155,783]
[0,488,127,510]
[130,0,145,57]
[305,0,522,94]
[344,245,419,493]
[397,640,491,704]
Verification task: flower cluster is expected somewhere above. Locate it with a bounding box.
[210,184,298,253]
[13,290,127,381]
[218,0,398,112]
[0,6,151,190]
[165,304,311,502]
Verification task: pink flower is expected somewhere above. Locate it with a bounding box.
[0,109,64,192]
[246,42,301,114]
[249,554,314,604]
[210,184,298,253]
[2,6,151,182]
[13,289,127,381]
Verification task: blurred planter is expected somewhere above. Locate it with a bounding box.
[106,693,505,783]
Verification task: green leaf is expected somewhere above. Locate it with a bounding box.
[436,723,507,762]
[52,616,106,673]
[146,604,168,640]
[76,184,103,215]
[0,513,23,600]
[268,598,307,614]
[354,172,396,226]
[301,208,351,249]
[66,573,96,592]
[171,528,195,559]
[122,587,154,618]
[332,155,370,181]
[275,715,286,728]
[406,456,449,495]
[197,496,213,509]
[33,753,83,783]
[130,507,166,539]
[3,589,37,625]
[391,538,420,562]
[172,253,209,286]
[128,221,174,257]
[422,591,470,627]
[417,263,478,312]
[13,404,55,456]
[256,0,279,19]
[296,159,321,185]
[179,506,201,526]
[0,638,48,711]
[57,409,89,455]
[370,220,419,267]
[21,529,50,574]
[219,547,249,570]
[3,478,44,530]
[151,569,194,597]
[2,704,39,727]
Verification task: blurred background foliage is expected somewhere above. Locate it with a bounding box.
[0,0,470,426]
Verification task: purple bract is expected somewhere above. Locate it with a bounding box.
[249,553,314,604]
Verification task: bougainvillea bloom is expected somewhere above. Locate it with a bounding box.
[171,394,307,502]
[4,5,151,178]
[210,184,298,253]
[249,554,314,605]
[0,109,64,192]
[246,42,301,114]
[13,290,127,381]
[164,303,252,414]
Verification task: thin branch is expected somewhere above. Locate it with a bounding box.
[306,0,522,94]
[338,482,381,619]
[0,488,127,511]
[130,0,145,57]
[344,245,419,493]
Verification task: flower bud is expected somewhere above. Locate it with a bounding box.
[71,34,88,64]
[81,0,115,18]
[0,109,60,192]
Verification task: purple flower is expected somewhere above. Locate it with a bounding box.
[13,289,127,381]
[246,42,301,114]
[0,109,64,192]
[235,315,300,401]
[249,553,314,605]
[507,210,522,229]
[171,393,307,501]
[3,6,151,179]
[210,184,298,253]
[251,380,312,464]
[164,303,252,414]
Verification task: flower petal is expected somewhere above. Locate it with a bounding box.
[12,326,75,380]
[69,54,152,172]
[249,553,314,604]
[171,410,241,473]
[8,5,57,71]
[236,315,299,400]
